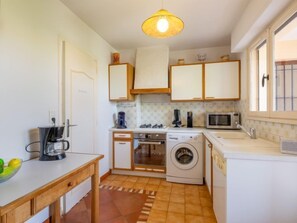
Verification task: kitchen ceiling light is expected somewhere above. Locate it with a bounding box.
[142,9,184,38]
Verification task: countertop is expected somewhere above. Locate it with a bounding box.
[0,153,104,207]
[110,127,297,162]
[204,129,297,162]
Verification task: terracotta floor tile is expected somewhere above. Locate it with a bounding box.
[136,177,150,183]
[106,175,118,180]
[202,207,215,217]
[155,192,171,202]
[185,194,200,205]
[147,209,167,223]
[203,217,218,223]
[171,187,185,195]
[61,174,216,223]
[185,188,200,196]
[110,180,124,187]
[152,200,169,212]
[200,198,212,207]
[199,190,211,198]
[170,193,185,204]
[160,181,172,187]
[185,215,204,223]
[133,182,147,190]
[101,179,112,186]
[114,175,129,181]
[126,176,138,182]
[166,212,185,223]
[121,181,135,189]
[185,203,203,216]
[145,184,159,191]
[148,178,161,185]
[172,183,185,190]
[158,185,172,193]
[168,202,185,214]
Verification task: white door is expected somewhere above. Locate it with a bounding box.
[61,41,98,213]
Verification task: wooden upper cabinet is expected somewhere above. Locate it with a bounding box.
[204,60,240,100]
[109,63,134,101]
[170,64,203,101]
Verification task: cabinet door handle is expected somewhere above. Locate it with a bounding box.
[208,144,212,148]
[261,74,269,87]
[119,142,127,145]
[206,97,215,99]
[192,97,201,100]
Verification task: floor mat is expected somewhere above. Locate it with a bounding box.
[61,185,156,223]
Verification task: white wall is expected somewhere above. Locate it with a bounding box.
[231,0,293,52]
[0,0,115,174]
[120,45,240,66]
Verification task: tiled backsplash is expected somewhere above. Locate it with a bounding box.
[236,100,297,142]
[116,95,237,128]
[116,96,297,143]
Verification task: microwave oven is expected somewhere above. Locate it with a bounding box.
[206,112,241,129]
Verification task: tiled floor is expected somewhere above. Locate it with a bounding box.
[62,174,217,223]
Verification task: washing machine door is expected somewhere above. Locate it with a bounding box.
[170,143,198,170]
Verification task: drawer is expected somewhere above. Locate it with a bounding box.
[113,133,132,139]
[35,164,94,212]
[5,201,32,223]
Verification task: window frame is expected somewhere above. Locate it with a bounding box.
[248,2,297,123]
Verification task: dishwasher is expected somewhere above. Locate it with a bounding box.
[212,148,227,223]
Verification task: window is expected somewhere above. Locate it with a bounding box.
[273,12,297,112]
[249,4,297,121]
[249,39,268,113]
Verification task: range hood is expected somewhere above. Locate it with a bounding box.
[131,46,170,94]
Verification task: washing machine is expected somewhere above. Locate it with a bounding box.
[166,132,203,184]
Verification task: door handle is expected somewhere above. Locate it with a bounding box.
[261,74,269,87]
[66,119,77,137]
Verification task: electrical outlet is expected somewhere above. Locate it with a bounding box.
[49,110,56,125]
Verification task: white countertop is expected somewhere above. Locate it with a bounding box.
[110,127,297,162]
[110,126,204,133]
[0,153,102,207]
[204,130,297,162]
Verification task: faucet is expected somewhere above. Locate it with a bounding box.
[235,122,257,139]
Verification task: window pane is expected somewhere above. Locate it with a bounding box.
[250,40,268,112]
[274,12,297,111]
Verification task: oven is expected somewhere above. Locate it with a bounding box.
[133,132,166,172]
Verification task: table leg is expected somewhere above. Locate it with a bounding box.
[91,161,99,223]
[50,199,60,223]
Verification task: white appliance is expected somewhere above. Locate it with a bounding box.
[166,132,203,184]
[212,148,227,223]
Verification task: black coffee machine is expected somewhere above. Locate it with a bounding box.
[25,126,70,161]
[187,111,193,128]
[116,111,127,129]
[172,109,182,127]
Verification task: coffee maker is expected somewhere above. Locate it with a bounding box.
[187,111,193,128]
[25,126,70,161]
[172,109,182,128]
[116,111,127,129]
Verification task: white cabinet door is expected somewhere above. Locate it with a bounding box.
[171,64,203,101]
[109,64,134,101]
[205,61,240,100]
[114,141,132,169]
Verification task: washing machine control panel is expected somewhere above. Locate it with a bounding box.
[167,133,202,142]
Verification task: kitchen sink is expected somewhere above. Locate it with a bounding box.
[210,131,279,148]
[212,131,249,139]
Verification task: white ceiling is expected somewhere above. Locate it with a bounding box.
[60,0,250,51]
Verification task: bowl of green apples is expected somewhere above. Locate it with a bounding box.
[0,158,22,183]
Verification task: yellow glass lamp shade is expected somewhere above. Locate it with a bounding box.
[142,9,184,38]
